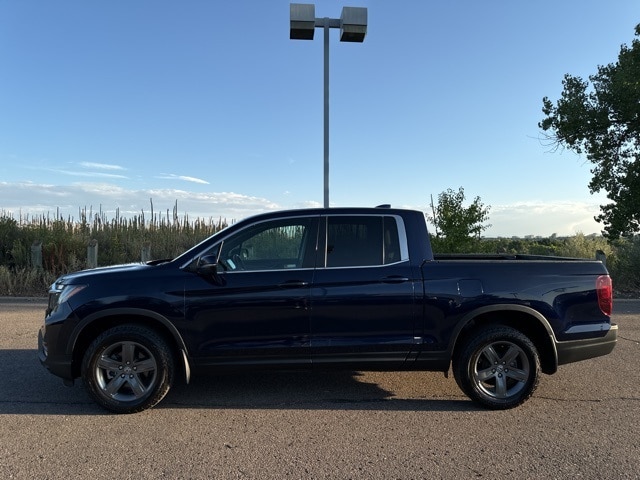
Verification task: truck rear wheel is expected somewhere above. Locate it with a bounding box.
[453,326,540,409]
[82,325,174,414]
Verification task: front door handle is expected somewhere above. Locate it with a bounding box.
[381,276,409,284]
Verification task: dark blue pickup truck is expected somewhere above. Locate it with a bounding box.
[39,206,617,413]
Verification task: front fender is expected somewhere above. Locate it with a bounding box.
[67,307,191,382]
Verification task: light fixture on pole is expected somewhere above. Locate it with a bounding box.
[290,3,367,208]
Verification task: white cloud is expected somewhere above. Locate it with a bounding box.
[51,168,129,179]
[0,182,278,222]
[486,200,605,237]
[294,200,322,209]
[79,162,126,171]
[156,174,210,185]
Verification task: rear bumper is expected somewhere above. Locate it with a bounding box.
[556,323,618,365]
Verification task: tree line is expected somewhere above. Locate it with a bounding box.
[0,202,638,297]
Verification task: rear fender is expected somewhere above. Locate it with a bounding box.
[449,304,559,375]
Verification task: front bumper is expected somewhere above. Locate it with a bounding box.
[38,323,74,381]
[556,323,618,365]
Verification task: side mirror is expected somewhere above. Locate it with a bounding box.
[196,255,226,285]
[197,254,218,271]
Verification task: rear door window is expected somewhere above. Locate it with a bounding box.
[323,215,404,268]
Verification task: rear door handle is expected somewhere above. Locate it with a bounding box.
[278,280,310,288]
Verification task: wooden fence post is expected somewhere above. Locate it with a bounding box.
[31,240,43,269]
[87,239,98,269]
[141,242,152,263]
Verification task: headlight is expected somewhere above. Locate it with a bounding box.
[47,283,87,314]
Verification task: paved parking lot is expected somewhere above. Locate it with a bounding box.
[1,298,639,479]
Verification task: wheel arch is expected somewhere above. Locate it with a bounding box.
[67,308,191,382]
[450,304,558,375]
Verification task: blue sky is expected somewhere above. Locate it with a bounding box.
[1,1,638,237]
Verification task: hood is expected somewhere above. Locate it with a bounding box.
[56,262,155,284]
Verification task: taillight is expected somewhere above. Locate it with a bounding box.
[596,275,613,316]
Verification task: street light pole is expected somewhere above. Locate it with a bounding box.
[290,4,367,208]
[323,18,330,208]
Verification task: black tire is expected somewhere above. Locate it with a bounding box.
[452,326,540,410]
[82,324,174,414]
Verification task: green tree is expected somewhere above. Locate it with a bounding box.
[427,187,491,253]
[539,24,640,239]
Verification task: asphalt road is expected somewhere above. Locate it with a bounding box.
[1,298,639,479]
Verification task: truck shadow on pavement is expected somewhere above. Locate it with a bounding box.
[1,349,477,415]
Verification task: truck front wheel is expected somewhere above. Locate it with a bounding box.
[453,326,540,409]
[81,325,174,414]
